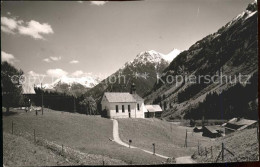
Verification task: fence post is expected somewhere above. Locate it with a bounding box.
[184,129,187,147]
[129,140,132,148]
[257,126,259,142]
[153,143,155,155]
[102,154,104,166]
[41,83,43,115]
[222,142,224,162]
[12,121,14,134]
[211,146,213,158]
[198,140,200,155]
[34,129,36,143]
[62,144,64,155]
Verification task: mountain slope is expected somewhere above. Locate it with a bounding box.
[85,50,170,102]
[144,1,258,120]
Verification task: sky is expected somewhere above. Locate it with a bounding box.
[1,0,253,87]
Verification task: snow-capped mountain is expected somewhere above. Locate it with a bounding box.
[162,48,182,62]
[135,50,165,64]
[123,50,167,68]
[36,75,100,90]
[123,49,181,69]
[85,50,171,100]
[52,76,100,88]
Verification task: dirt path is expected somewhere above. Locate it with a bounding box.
[175,156,195,164]
[112,119,134,148]
[111,119,197,164]
[112,119,170,159]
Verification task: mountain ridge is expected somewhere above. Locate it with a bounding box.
[144,1,258,120]
[84,50,175,104]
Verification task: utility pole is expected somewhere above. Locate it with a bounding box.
[12,121,14,134]
[41,83,43,115]
[73,96,76,113]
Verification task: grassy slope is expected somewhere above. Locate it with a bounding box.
[3,132,74,166]
[3,109,166,165]
[3,132,127,166]
[118,118,213,158]
[192,128,259,163]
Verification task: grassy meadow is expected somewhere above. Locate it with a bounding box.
[118,118,213,158]
[3,108,167,165]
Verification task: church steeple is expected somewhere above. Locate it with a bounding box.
[130,83,136,94]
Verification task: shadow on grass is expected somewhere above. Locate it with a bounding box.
[2,110,19,116]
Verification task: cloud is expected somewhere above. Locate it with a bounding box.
[1,16,17,34]
[1,25,15,34]
[90,1,107,6]
[46,69,68,78]
[69,60,79,64]
[1,51,16,64]
[50,56,61,61]
[1,17,17,30]
[43,56,61,63]
[18,20,54,39]
[43,58,51,62]
[1,15,54,40]
[71,70,84,77]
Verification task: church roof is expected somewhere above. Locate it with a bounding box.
[132,94,143,101]
[104,92,143,103]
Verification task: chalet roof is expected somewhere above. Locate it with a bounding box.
[203,126,222,134]
[145,105,163,112]
[103,92,143,103]
[223,118,257,126]
[222,118,257,131]
[230,118,257,126]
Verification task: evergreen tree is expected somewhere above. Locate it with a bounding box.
[1,61,24,112]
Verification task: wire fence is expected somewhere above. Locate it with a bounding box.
[193,138,259,163]
[5,120,125,166]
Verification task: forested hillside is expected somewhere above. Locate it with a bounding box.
[144,1,258,120]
